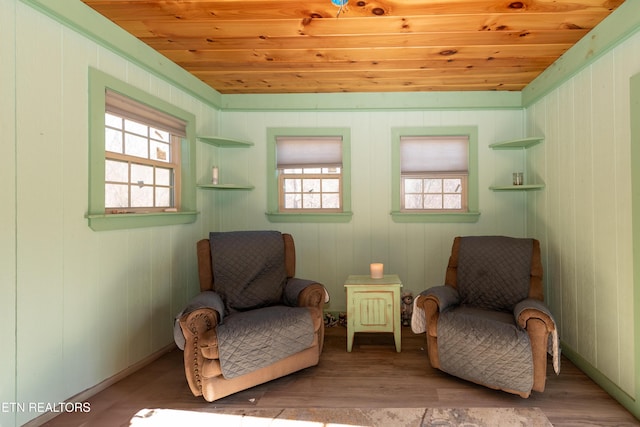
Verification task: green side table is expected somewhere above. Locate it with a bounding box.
[344,274,403,352]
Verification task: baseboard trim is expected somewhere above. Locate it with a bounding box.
[22,343,177,427]
[560,342,638,419]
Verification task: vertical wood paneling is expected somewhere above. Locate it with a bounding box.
[591,54,620,381]
[557,80,578,351]
[573,68,598,364]
[0,1,17,426]
[15,4,66,415]
[525,29,640,397]
[60,24,101,396]
[127,228,153,364]
[613,33,640,396]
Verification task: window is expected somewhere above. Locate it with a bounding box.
[400,136,468,212]
[391,127,480,223]
[266,128,352,222]
[87,68,197,231]
[277,136,342,212]
[104,90,184,213]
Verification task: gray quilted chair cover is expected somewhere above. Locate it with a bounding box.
[210,230,287,314]
[438,307,533,394]
[437,236,536,395]
[208,230,316,379]
[217,305,315,379]
[456,236,533,311]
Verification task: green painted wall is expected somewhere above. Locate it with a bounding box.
[525,25,640,418]
[1,1,18,427]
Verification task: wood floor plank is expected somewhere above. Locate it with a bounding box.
[42,326,639,426]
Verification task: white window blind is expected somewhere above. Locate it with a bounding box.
[400,136,468,173]
[105,89,187,137]
[276,136,342,168]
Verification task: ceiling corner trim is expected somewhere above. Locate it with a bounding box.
[20,0,223,109]
[522,0,640,108]
[219,91,523,112]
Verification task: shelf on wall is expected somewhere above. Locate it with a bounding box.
[197,183,254,190]
[197,136,254,148]
[197,136,254,190]
[489,137,544,150]
[489,184,545,191]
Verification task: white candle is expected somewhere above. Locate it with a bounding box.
[370,263,384,279]
[212,166,219,184]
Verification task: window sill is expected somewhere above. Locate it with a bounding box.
[390,211,480,223]
[266,211,353,223]
[86,210,199,231]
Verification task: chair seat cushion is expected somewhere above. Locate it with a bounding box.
[438,306,533,394]
[217,305,316,379]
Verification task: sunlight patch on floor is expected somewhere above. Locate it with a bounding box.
[129,408,364,427]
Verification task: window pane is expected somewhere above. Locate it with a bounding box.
[156,167,171,186]
[125,119,148,136]
[105,183,128,208]
[105,113,122,129]
[322,193,340,208]
[303,193,321,208]
[322,178,340,192]
[125,133,149,158]
[303,168,321,174]
[151,141,170,162]
[105,159,128,183]
[444,194,462,209]
[303,179,321,193]
[285,194,301,209]
[425,194,442,209]
[131,185,153,207]
[283,168,302,174]
[405,194,423,209]
[405,179,422,193]
[105,128,123,153]
[284,178,301,192]
[156,187,171,207]
[424,179,442,194]
[323,167,341,174]
[444,179,462,193]
[150,127,170,143]
[131,164,153,186]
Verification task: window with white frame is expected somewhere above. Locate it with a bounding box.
[104,90,185,214]
[400,135,469,212]
[276,136,343,213]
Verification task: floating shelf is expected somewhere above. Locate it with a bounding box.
[489,137,544,150]
[197,136,254,148]
[197,183,254,190]
[490,184,545,191]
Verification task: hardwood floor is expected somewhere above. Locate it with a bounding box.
[44,326,638,426]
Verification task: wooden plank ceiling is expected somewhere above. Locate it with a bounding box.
[81,0,624,94]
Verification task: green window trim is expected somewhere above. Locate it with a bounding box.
[391,126,480,223]
[87,68,198,231]
[266,127,353,223]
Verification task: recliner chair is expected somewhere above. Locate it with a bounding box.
[412,235,559,398]
[175,230,328,402]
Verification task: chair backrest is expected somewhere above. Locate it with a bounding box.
[444,236,544,311]
[197,231,296,291]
